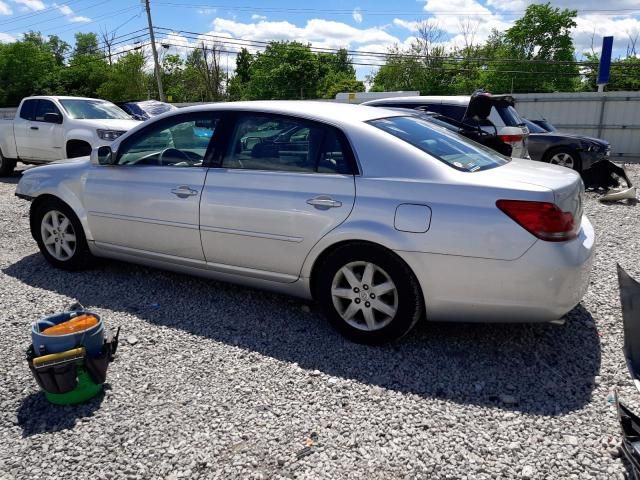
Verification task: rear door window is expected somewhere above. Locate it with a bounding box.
[222,114,355,174]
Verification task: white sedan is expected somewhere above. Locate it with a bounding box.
[16,101,595,344]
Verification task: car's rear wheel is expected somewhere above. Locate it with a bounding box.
[0,151,16,176]
[32,198,94,270]
[315,243,423,344]
[545,147,582,172]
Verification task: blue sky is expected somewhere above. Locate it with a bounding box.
[1,0,639,79]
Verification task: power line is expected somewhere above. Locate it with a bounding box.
[0,0,85,27]
[154,2,640,17]
[155,27,626,69]
[3,0,113,33]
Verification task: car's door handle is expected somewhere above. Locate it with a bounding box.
[30,126,39,130]
[307,196,342,209]
[171,185,199,198]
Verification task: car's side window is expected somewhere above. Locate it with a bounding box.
[438,104,466,121]
[34,100,61,122]
[488,107,506,128]
[116,114,219,167]
[222,114,354,174]
[20,100,37,121]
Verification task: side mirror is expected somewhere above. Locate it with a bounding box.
[43,112,62,124]
[94,145,114,165]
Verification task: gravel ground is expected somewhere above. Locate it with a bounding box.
[1,165,639,480]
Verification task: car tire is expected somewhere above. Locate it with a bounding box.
[544,147,582,172]
[66,141,92,159]
[0,151,16,176]
[315,243,424,344]
[32,197,94,271]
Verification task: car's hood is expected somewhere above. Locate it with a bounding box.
[74,118,141,131]
[554,132,609,147]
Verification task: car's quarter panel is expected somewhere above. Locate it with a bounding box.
[396,215,595,322]
[200,169,356,281]
[84,165,207,260]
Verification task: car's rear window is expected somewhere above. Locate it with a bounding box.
[369,116,510,172]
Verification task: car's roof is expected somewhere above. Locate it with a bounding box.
[363,96,471,106]
[178,100,404,125]
[25,96,112,102]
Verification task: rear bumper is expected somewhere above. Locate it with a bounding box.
[396,215,595,323]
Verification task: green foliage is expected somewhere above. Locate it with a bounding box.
[97,52,147,102]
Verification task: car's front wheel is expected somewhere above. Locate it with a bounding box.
[545,147,582,172]
[32,198,94,270]
[315,243,424,344]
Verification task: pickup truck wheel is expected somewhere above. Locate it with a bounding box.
[32,198,94,270]
[66,141,92,159]
[0,152,16,176]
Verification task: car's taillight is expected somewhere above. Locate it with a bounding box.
[498,134,523,144]
[496,200,577,242]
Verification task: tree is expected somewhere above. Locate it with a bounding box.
[58,33,108,97]
[245,41,319,99]
[0,34,59,105]
[97,52,147,102]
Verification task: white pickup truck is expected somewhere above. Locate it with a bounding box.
[0,96,141,175]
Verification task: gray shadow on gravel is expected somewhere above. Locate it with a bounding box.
[5,254,601,416]
[17,388,106,437]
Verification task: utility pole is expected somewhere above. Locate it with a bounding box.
[144,0,165,101]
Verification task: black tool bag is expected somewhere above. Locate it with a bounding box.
[85,329,120,384]
[27,345,80,394]
[27,327,120,394]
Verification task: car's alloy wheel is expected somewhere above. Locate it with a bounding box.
[32,197,94,270]
[331,261,398,332]
[549,152,576,170]
[316,243,423,344]
[40,210,77,261]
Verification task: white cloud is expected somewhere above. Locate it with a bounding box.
[352,8,362,24]
[0,32,15,42]
[251,14,267,21]
[0,1,12,15]
[393,18,420,32]
[53,2,92,23]
[212,17,399,49]
[198,8,216,15]
[70,15,90,23]
[13,0,46,11]
[54,3,72,15]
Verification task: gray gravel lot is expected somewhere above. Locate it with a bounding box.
[1,165,639,480]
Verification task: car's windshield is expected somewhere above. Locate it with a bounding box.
[522,118,548,133]
[369,116,510,172]
[60,99,132,120]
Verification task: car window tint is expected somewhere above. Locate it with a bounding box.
[437,105,466,120]
[317,128,353,174]
[369,116,510,172]
[117,115,218,167]
[223,115,323,173]
[20,99,37,121]
[488,106,506,128]
[34,100,60,121]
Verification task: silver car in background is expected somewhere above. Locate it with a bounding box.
[16,101,594,344]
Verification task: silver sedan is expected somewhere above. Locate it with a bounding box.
[15,101,595,344]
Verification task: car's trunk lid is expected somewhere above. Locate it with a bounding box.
[491,158,584,221]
